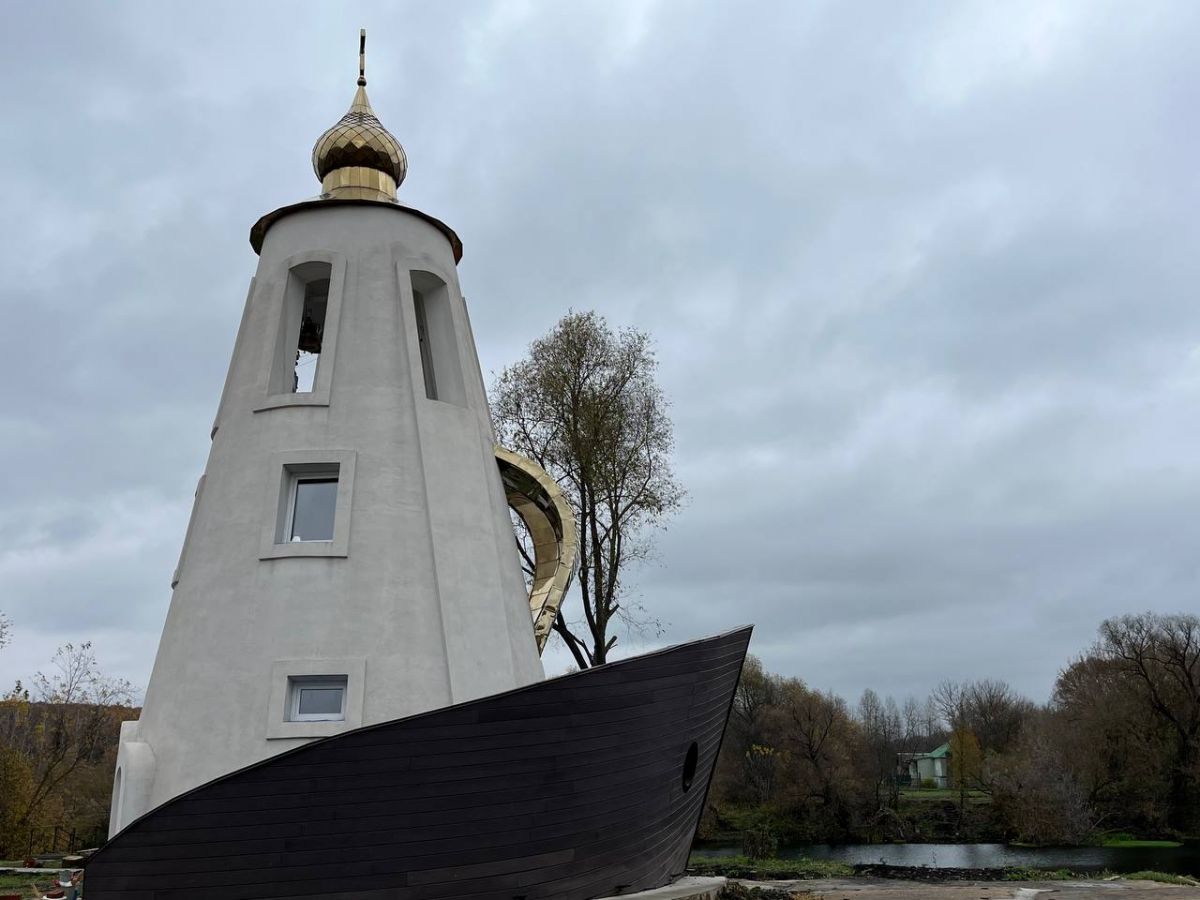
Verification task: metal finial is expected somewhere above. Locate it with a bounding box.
[358,29,367,86]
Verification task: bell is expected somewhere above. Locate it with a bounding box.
[297,313,324,354]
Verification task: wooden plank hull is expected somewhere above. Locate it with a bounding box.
[85,627,752,900]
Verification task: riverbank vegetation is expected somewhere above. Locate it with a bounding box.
[691,857,1199,887]
[1121,871,1200,885]
[689,855,854,879]
[702,611,1199,847]
[1101,833,1183,848]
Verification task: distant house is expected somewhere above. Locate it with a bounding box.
[898,742,951,788]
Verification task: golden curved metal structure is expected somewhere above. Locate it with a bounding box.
[495,446,577,653]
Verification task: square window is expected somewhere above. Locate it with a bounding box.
[260,451,355,560]
[288,675,347,722]
[283,470,339,543]
[266,657,363,738]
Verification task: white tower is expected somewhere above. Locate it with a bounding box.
[110,35,545,834]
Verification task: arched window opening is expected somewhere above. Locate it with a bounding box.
[110,766,124,833]
[272,261,333,395]
[409,271,466,406]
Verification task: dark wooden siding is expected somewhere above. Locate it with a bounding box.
[85,627,752,900]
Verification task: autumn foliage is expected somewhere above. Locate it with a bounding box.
[0,642,137,856]
[707,612,1200,844]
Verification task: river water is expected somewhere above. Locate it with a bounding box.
[692,841,1200,876]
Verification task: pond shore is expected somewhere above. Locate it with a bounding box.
[691,840,1200,878]
[737,876,1200,899]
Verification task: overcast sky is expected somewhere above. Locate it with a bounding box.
[2,2,1198,708]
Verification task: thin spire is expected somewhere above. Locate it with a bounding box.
[358,28,367,86]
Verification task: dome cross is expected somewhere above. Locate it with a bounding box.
[358,28,367,87]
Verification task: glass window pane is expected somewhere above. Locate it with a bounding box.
[298,687,344,715]
[291,478,337,541]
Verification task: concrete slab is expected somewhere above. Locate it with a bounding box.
[596,876,727,900]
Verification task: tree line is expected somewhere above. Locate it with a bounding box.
[708,611,1200,846]
[0,610,1195,855]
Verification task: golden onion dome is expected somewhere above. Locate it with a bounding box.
[311,31,407,202]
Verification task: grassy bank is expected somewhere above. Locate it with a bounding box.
[689,854,853,879]
[0,873,38,899]
[689,856,1199,885]
[1002,870,1195,886]
[1122,871,1199,885]
[1101,831,1183,848]
[898,788,990,804]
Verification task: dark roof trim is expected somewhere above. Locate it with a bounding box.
[249,197,463,262]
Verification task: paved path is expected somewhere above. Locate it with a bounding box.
[739,878,1200,899]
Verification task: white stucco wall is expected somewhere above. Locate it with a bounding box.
[112,203,542,834]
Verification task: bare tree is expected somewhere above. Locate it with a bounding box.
[902,695,944,752]
[733,656,779,742]
[857,689,902,809]
[932,678,1032,757]
[1097,612,1200,831]
[932,681,985,818]
[932,680,968,732]
[1054,653,1168,825]
[0,612,10,652]
[781,681,861,832]
[963,679,1033,755]
[989,717,1096,845]
[492,311,684,667]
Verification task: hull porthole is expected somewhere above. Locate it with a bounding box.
[682,741,699,792]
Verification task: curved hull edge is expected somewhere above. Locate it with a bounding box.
[85,626,753,900]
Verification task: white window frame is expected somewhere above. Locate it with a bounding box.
[287,676,348,722]
[283,471,339,543]
[266,658,366,740]
[259,450,356,560]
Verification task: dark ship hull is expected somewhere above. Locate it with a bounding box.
[85,627,752,900]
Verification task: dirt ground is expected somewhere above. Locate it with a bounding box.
[739,877,1200,900]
